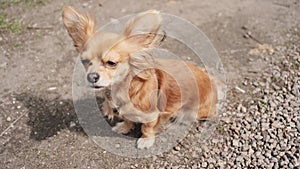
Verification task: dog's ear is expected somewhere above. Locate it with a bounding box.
[123,10,163,49]
[62,6,95,52]
[129,50,156,80]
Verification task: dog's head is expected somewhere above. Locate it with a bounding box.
[62,6,164,89]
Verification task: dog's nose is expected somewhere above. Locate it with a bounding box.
[87,72,100,83]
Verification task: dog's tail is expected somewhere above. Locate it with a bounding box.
[211,76,226,121]
[213,77,226,102]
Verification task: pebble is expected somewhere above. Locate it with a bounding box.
[174,146,180,151]
[241,106,247,113]
[201,162,208,168]
[211,139,219,144]
[232,139,239,147]
[248,148,254,155]
[69,121,76,128]
[82,2,88,7]
[47,87,57,91]
[252,88,261,94]
[222,117,231,123]
[0,62,7,68]
[110,18,120,24]
[235,86,246,93]
[6,116,12,122]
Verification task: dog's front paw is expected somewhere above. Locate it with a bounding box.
[112,122,132,134]
[102,102,114,120]
[137,137,155,149]
[103,110,114,120]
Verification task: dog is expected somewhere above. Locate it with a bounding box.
[62,6,219,149]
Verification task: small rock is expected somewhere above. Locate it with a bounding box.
[235,86,245,93]
[110,18,120,24]
[149,164,154,169]
[254,135,263,140]
[236,156,244,162]
[255,151,262,158]
[0,61,8,69]
[272,121,284,128]
[243,33,250,39]
[288,163,294,168]
[6,116,12,122]
[69,121,76,128]
[241,106,247,113]
[47,87,57,91]
[249,44,274,56]
[174,146,180,151]
[248,148,254,155]
[261,122,269,131]
[252,88,261,94]
[201,162,208,168]
[252,81,259,87]
[212,138,219,144]
[222,117,231,123]
[121,9,126,13]
[259,82,266,86]
[82,2,88,7]
[192,151,199,158]
[237,104,242,112]
[232,139,239,147]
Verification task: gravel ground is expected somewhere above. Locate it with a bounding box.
[0,0,300,168]
[201,40,300,168]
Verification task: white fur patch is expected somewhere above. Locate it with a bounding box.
[137,137,155,149]
[112,122,132,134]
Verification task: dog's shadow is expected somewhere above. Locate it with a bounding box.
[16,92,141,141]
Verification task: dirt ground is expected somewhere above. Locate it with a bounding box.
[0,0,299,168]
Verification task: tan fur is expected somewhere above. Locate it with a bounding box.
[62,6,96,52]
[62,7,219,149]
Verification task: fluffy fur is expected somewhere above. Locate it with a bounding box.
[62,6,218,149]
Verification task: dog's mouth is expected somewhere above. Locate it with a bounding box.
[93,86,104,89]
[90,84,105,89]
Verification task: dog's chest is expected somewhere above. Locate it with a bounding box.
[105,88,160,123]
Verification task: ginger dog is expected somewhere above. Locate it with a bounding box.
[62,6,218,149]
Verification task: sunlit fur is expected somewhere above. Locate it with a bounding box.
[62,6,218,149]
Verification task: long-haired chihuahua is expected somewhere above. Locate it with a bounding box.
[62,6,219,149]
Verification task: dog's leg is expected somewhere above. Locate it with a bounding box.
[102,98,114,120]
[112,119,134,134]
[137,112,176,149]
[197,103,217,120]
[137,118,158,149]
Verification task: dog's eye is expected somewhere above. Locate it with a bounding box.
[81,59,92,66]
[106,61,118,67]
